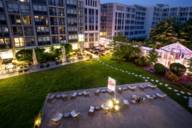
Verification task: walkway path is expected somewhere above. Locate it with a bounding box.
[0,58,89,80]
[97,59,192,100]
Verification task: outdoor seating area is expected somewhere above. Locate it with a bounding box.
[85,44,111,56]
[41,83,192,128]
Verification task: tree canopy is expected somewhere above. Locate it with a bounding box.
[150,18,192,49]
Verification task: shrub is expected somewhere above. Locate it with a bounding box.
[165,70,179,82]
[154,63,167,75]
[134,56,150,66]
[16,49,32,62]
[170,63,186,76]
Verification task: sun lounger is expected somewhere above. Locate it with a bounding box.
[71,110,80,118]
[122,87,128,91]
[148,85,156,89]
[101,89,107,93]
[131,99,137,104]
[88,106,95,115]
[95,89,100,96]
[77,92,83,96]
[83,91,89,96]
[118,87,123,93]
[145,94,154,100]
[51,113,63,122]
[48,94,55,102]
[101,104,110,110]
[63,112,71,118]
[55,94,62,99]
[156,93,166,98]
[95,105,102,111]
[128,86,137,90]
[123,99,129,106]
[71,92,77,99]
[61,94,68,100]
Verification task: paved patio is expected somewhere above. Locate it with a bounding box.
[41,83,192,128]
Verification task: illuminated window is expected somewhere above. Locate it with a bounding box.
[14,37,24,47]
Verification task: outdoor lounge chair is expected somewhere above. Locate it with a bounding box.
[61,94,68,101]
[107,89,114,95]
[131,99,137,104]
[101,89,107,93]
[123,99,129,107]
[77,92,83,96]
[156,93,167,99]
[51,113,63,123]
[47,94,56,103]
[148,85,157,89]
[145,94,154,100]
[71,92,77,99]
[88,106,95,115]
[128,86,137,91]
[95,105,102,111]
[63,112,71,118]
[101,104,110,110]
[95,89,100,95]
[70,110,80,118]
[122,87,128,91]
[83,91,90,97]
[117,87,123,93]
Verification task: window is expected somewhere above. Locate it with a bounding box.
[7,3,19,13]
[14,37,24,47]
[0,38,11,49]
[22,16,32,25]
[24,27,33,36]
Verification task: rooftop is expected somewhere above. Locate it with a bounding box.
[41,83,192,128]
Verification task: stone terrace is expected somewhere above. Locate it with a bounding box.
[41,83,192,128]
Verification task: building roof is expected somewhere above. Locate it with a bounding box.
[159,42,192,58]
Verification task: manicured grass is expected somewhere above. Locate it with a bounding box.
[0,56,191,128]
[0,58,144,128]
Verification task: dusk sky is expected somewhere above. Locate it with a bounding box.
[101,0,192,6]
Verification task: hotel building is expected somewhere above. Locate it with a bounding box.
[145,4,192,38]
[0,0,100,59]
[101,3,192,40]
[100,3,147,39]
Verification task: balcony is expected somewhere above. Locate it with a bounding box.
[38,41,51,46]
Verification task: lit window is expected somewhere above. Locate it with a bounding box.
[14,37,24,47]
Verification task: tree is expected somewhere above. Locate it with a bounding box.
[154,63,167,75]
[113,43,141,62]
[179,19,192,49]
[113,33,128,43]
[150,19,178,45]
[147,48,158,65]
[170,63,186,77]
[16,49,32,62]
[64,43,72,59]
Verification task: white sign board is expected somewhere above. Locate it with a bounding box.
[107,77,116,92]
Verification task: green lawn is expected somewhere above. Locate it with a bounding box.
[0,56,191,128]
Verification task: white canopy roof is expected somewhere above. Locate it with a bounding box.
[159,42,192,59]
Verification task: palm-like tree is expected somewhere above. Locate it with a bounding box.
[150,19,178,45]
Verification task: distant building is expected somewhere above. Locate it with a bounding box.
[145,4,192,38]
[0,0,100,60]
[101,3,192,40]
[100,3,147,40]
